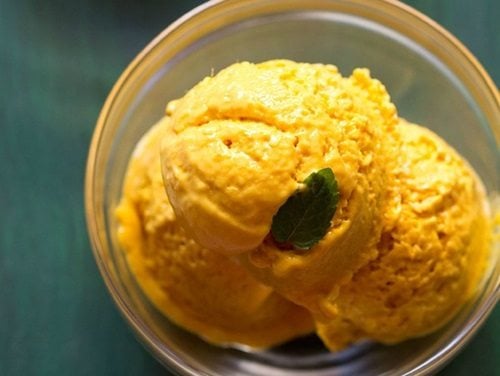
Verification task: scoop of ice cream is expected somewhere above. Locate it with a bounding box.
[119,57,492,352]
[116,118,313,348]
[316,121,490,350]
[161,60,398,310]
[161,60,397,254]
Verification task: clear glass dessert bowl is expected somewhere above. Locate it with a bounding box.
[85,0,499,375]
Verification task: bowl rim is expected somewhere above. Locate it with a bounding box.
[85,0,500,375]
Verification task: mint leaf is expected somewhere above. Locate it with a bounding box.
[270,168,339,250]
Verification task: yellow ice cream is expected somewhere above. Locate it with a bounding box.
[316,120,490,350]
[118,59,491,352]
[161,60,398,310]
[115,118,313,348]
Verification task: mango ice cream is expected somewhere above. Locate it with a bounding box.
[316,120,490,350]
[161,60,397,311]
[115,118,314,348]
[117,60,491,351]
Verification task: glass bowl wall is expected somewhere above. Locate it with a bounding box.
[85,1,499,375]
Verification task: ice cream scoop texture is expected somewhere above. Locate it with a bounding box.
[118,60,490,351]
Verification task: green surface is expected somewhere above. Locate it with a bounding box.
[0,0,498,375]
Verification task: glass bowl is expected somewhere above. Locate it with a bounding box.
[85,0,499,375]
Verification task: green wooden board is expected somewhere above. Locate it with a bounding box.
[1,0,498,374]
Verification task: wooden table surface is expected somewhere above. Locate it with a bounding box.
[1,0,498,374]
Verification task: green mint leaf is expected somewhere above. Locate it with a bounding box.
[270,168,340,250]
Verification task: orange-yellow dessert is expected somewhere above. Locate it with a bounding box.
[161,60,398,312]
[117,60,490,352]
[116,118,314,348]
[316,120,490,350]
